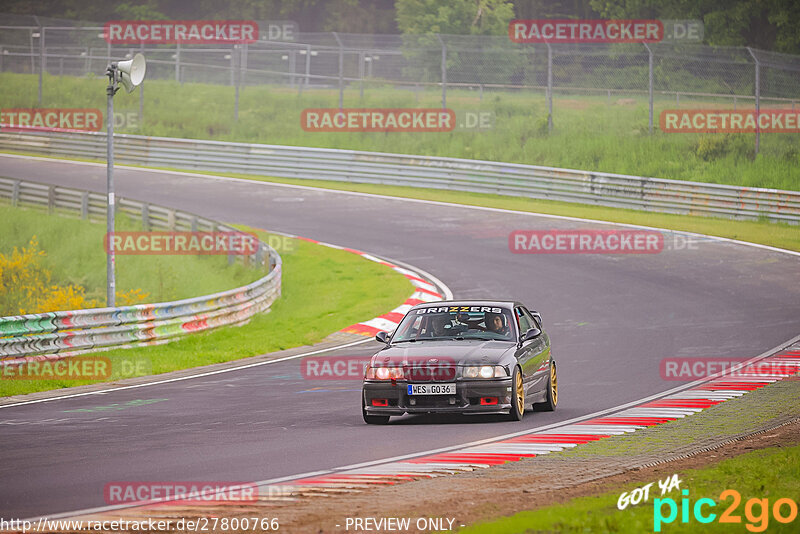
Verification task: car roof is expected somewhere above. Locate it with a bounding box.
[410,300,522,310]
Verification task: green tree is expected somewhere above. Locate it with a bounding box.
[589,0,800,54]
[396,0,514,36]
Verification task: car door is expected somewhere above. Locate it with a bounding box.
[513,306,539,392]
[521,306,550,396]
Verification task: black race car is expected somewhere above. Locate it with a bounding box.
[362,300,557,424]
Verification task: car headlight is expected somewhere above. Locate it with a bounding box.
[463,365,507,378]
[365,366,405,380]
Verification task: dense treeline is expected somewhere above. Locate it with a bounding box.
[1,0,798,53]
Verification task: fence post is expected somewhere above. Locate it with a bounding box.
[546,43,553,133]
[38,27,44,105]
[747,47,760,155]
[304,44,311,92]
[11,180,20,207]
[359,51,365,99]
[645,43,653,134]
[234,44,240,122]
[437,34,447,109]
[175,43,181,82]
[333,32,344,109]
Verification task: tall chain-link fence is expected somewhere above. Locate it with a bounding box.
[1,14,799,141]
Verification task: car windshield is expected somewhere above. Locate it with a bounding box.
[392,305,515,342]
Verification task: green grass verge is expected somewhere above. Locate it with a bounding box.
[2,72,799,190]
[0,228,413,397]
[0,203,258,312]
[461,443,800,533]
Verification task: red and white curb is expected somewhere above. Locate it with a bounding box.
[294,236,450,337]
[264,343,800,498]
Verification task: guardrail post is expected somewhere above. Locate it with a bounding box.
[11,180,20,207]
[141,203,150,231]
[191,216,198,232]
[81,191,89,219]
[167,209,176,230]
[47,185,55,214]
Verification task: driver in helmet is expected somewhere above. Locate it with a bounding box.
[486,312,510,336]
[427,314,450,337]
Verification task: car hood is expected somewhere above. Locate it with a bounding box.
[372,340,515,366]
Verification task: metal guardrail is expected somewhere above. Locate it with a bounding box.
[1,130,799,223]
[0,176,282,360]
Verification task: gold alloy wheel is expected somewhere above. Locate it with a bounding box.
[550,364,558,406]
[515,370,525,415]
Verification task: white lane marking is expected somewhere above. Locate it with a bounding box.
[2,153,797,259]
[0,338,369,410]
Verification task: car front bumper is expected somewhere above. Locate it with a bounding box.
[363,378,514,416]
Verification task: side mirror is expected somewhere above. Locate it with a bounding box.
[519,327,542,343]
[375,331,389,344]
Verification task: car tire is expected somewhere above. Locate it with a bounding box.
[533,361,558,412]
[508,366,525,421]
[362,397,390,425]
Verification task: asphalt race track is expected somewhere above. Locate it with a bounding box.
[1,154,799,519]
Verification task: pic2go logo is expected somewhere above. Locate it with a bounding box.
[654,489,798,532]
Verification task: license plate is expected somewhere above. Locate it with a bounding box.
[407,383,456,395]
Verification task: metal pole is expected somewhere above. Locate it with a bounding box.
[747,47,760,154]
[289,49,296,87]
[304,45,311,90]
[359,51,364,99]
[106,70,117,307]
[139,43,144,127]
[645,43,653,134]
[333,32,343,109]
[546,43,553,133]
[175,43,180,82]
[437,35,447,109]
[38,28,44,105]
[234,45,240,121]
